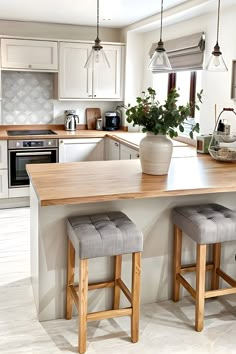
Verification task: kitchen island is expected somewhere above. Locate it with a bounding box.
[27,155,236,321]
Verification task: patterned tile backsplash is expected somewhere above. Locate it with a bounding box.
[2,71,53,124]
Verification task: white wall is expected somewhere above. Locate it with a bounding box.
[0,19,122,42]
[123,4,236,134]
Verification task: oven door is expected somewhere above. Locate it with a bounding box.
[9,149,58,187]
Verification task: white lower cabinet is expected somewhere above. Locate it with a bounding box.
[59,138,104,162]
[0,140,7,169]
[119,143,139,160]
[0,169,8,198]
[0,141,8,199]
[107,139,120,160]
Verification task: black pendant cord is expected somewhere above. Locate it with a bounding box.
[96,0,100,41]
[160,0,164,42]
[216,0,220,45]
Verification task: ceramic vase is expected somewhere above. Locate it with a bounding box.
[139,132,173,175]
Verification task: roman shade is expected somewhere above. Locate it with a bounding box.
[149,32,205,72]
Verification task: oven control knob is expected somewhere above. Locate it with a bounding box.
[47,141,52,146]
[16,141,21,147]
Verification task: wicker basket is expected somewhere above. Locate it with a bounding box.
[209,146,236,161]
[208,108,236,162]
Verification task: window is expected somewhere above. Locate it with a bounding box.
[153,70,202,136]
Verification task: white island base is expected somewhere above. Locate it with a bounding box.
[30,185,236,322]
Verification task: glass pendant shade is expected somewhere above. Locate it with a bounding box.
[84,40,111,69]
[206,44,228,72]
[148,0,171,72]
[148,41,171,72]
[84,0,111,70]
[206,0,227,72]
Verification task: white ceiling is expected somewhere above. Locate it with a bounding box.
[0,0,210,28]
[0,0,234,29]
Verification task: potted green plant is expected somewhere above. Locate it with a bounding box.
[126,87,202,175]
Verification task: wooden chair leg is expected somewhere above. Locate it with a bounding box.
[173,225,182,302]
[131,252,141,343]
[66,238,75,320]
[195,244,206,332]
[79,259,88,354]
[211,243,221,290]
[113,255,122,310]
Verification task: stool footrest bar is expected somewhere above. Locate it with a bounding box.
[117,279,132,304]
[177,274,196,299]
[180,263,214,275]
[74,280,115,292]
[87,308,132,322]
[205,286,236,298]
[217,269,236,287]
[69,285,78,310]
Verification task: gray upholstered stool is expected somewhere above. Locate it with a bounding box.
[66,211,143,354]
[172,203,236,332]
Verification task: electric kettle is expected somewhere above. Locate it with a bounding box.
[64,110,79,131]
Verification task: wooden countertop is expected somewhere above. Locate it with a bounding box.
[26,155,236,207]
[0,126,108,140]
[0,125,189,151]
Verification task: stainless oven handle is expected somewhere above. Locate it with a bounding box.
[15,152,52,156]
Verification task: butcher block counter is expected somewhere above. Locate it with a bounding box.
[27,154,236,322]
[26,155,236,207]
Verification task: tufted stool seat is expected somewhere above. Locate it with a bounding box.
[172,203,236,331]
[66,212,143,353]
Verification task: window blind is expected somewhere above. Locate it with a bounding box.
[149,32,205,72]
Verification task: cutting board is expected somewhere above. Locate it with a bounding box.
[86,108,101,130]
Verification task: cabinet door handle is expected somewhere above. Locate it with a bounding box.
[115,142,119,146]
[28,64,32,68]
[88,94,92,97]
[137,154,139,158]
[94,94,96,97]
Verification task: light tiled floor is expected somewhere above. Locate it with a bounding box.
[1,207,236,353]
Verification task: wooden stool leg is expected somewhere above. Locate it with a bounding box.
[79,259,88,354]
[113,255,122,310]
[195,244,206,332]
[211,243,221,290]
[66,239,75,320]
[131,252,141,343]
[173,225,182,302]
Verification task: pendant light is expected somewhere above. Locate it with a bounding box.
[148,0,171,72]
[206,0,227,71]
[84,0,111,69]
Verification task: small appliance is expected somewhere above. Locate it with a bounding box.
[64,110,79,131]
[196,135,212,154]
[96,118,103,130]
[104,112,120,131]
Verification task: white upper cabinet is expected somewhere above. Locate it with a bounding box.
[1,39,58,71]
[59,42,91,99]
[59,42,124,100]
[93,45,123,99]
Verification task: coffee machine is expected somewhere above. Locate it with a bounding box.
[64,110,79,131]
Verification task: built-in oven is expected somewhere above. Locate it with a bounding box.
[8,139,58,188]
